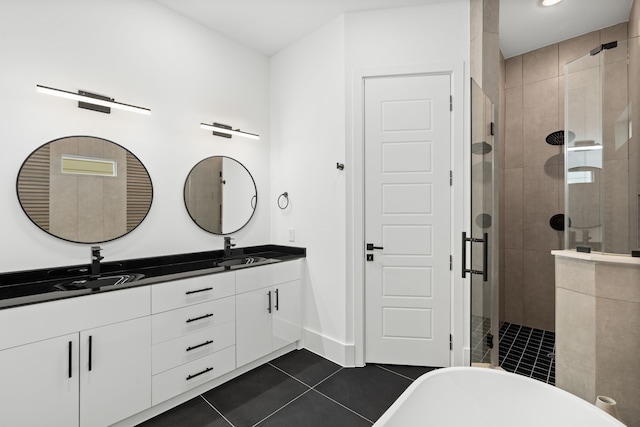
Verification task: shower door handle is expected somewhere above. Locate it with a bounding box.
[462,232,488,282]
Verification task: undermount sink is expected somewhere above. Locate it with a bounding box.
[54,273,145,291]
[214,256,276,268]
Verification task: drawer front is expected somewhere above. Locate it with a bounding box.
[152,296,235,345]
[152,321,235,375]
[151,345,236,405]
[152,272,235,314]
[0,286,150,351]
[236,259,301,294]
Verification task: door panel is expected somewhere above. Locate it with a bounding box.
[365,73,451,367]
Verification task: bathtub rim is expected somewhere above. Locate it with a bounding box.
[373,366,626,426]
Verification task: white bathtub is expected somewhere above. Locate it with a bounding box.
[374,367,625,427]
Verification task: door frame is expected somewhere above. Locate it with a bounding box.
[349,62,470,367]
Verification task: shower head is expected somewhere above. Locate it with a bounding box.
[545,130,575,146]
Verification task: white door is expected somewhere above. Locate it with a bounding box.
[0,333,80,427]
[364,73,452,367]
[80,316,151,427]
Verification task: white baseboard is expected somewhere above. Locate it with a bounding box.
[302,328,355,367]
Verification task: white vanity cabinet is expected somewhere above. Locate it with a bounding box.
[0,286,151,427]
[235,260,302,367]
[150,271,237,405]
[0,333,80,427]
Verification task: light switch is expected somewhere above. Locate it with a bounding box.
[288,228,295,242]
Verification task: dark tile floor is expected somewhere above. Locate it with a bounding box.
[138,349,437,427]
[499,321,556,385]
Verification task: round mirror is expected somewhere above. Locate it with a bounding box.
[17,136,153,243]
[184,156,257,235]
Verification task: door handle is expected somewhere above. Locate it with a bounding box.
[88,335,92,372]
[462,232,488,282]
[366,243,383,251]
[267,291,272,314]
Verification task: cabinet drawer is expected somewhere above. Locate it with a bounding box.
[152,296,235,345]
[152,321,235,375]
[0,286,150,351]
[152,345,236,405]
[236,259,301,294]
[152,272,235,314]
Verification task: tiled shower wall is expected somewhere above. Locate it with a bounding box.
[502,22,628,332]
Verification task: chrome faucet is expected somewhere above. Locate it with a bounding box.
[90,246,104,277]
[224,237,236,258]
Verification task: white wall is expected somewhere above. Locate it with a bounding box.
[270,17,348,360]
[271,2,470,365]
[0,0,270,272]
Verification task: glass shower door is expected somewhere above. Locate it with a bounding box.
[468,79,498,366]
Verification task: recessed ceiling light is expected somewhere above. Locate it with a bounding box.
[542,0,563,6]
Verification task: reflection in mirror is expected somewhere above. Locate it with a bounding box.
[184,156,257,235]
[17,136,153,243]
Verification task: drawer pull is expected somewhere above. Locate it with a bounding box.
[186,313,214,323]
[185,287,213,295]
[186,340,214,352]
[186,367,213,380]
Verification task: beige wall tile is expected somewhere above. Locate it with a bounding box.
[555,288,596,402]
[78,175,104,243]
[505,55,522,89]
[504,249,523,324]
[483,32,500,105]
[523,163,562,252]
[523,249,556,331]
[523,44,559,84]
[601,22,628,45]
[504,168,523,250]
[603,58,629,162]
[523,78,560,167]
[603,159,630,254]
[470,0,482,40]
[558,31,600,75]
[555,256,596,295]
[471,34,482,86]
[630,0,640,39]
[504,86,523,169]
[595,263,640,302]
[596,298,640,426]
[483,0,499,35]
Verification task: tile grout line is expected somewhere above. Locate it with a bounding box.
[200,394,235,427]
[529,329,546,378]
[375,364,421,382]
[312,388,375,425]
[514,327,532,373]
[252,388,314,427]
[267,362,317,388]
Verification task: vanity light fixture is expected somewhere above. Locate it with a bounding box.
[541,0,563,6]
[36,85,151,115]
[200,122,260,140]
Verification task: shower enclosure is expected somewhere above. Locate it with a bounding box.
[565,38,640,254]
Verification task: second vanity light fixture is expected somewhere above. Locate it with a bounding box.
[200,122,260,140]
[36,85,151,115]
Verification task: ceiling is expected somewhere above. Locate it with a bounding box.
[155,0,633,58]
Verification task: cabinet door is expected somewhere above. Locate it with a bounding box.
[236,288,272,367]
[0,333,79,427]
[272,280,301,350]
[79,316,151,427]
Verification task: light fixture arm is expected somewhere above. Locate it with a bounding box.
[36,84,151,115]
[200,122,260,140]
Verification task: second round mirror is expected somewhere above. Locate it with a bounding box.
[184,156,257,235]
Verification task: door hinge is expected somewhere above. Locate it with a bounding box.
[490,122,495,136]
[449,334,453,350]
[487,333,494,349]
[449,255,453,271]
[449,170,453,186]
[450,95,453,111]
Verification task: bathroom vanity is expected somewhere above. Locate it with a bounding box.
[0,245,305,427]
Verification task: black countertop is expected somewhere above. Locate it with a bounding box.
[0,245,305,310]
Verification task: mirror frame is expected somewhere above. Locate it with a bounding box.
[16,135,154,244]
[183,155,257,235]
